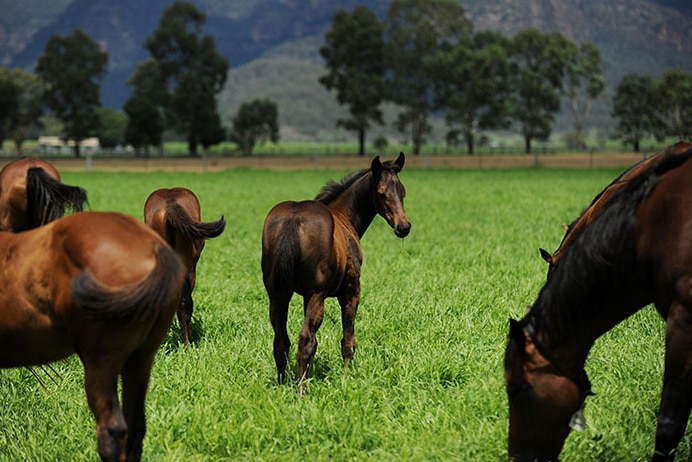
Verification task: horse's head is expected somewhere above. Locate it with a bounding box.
[371,152,411,238]
[505,318,591,461]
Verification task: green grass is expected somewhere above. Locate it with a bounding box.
[1,166,689,461]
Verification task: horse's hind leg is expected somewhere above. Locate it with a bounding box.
[297,293,325,381]
[338,287,360,368]
[121,349,157,462]
[269,292,292,384]
[82,358,127,462]
[653,303,692,461]
[178,279,193,346]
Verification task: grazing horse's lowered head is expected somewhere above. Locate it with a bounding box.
[262,152,411,385]
[0,157,87,232]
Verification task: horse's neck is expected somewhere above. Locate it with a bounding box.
[536,281,648,372]
[329,175,375,238]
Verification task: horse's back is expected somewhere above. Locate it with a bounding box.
[262,200,338,295]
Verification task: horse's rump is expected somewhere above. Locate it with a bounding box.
[26,166,88,227]
[72,241,185,322]
[164,202,226,242]
[262,212,301,292]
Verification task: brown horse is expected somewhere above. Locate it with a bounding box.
[0,211,185,461]
[0,157,87,232]
[144,187,226,346]
[540,141,692,277]
[505,143,692,461]
[262,153,411,384]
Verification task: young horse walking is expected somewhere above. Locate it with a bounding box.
[144,187,226,345]
[0,211,185,462]
[0,157,87,232]
[262,153,411,384]
[505,143,692,461]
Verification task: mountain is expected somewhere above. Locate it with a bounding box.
[0,0,690,141]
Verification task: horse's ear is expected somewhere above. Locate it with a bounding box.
[509,318,526,350]
[539,248,553,264]
[395,152,405,170]
[371,155,382,178]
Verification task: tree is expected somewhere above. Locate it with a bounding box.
[124,59,166,156]
[564,41,606,150]
[656,69,692,141]
[384,0,472,155]
[95,107,127,151]
[0,70,20,150]
[230,98,279,156]
[509,28,572,155]
[144,1,228,157]
[35,30,108,157]
[430,30,512,155]
[612,73,662,152]
[320,6,385,157]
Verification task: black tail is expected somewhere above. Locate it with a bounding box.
[265,220,300,292]
[26,167,88,228]
[72,242,186,322]
[165,203,226,242]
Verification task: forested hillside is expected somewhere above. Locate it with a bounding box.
[0,0,689,141]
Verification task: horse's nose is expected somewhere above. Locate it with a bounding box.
[395,221,411,238]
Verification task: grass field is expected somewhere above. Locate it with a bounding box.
[1,165,689,461]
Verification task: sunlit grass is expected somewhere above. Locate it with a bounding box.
[1,165,687,460]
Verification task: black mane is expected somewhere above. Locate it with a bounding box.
[315,168,370,205]
[527,147,692,340]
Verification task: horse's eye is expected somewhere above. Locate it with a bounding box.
[378,192,387,200]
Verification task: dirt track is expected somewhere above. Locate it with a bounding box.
[4,152,651,173]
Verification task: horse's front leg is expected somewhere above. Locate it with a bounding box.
[653,302,692,461]
[338,281,360,368]
[297,293,325,381]
[82,358,128,462]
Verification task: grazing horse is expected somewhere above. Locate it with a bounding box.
[504,143,692,461]
[540,141,692,278]
[144,187,226,346]
[0,157,87,232]
[0,211,185,462]
[262,153,411,384]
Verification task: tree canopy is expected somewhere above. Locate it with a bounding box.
[384,0,472,155]
[611,73,663,152]
[320,6,385,157]
[230,98,279,156]
[35,29,108,157]
[144,1,228,157]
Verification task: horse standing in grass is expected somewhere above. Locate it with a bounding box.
[0,211,185,461]
[262,153,411,384]
[0,157,87,232]
[505,143,692,461]
[144,187,226,346]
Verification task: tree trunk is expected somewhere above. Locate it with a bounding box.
[358,127,365,156]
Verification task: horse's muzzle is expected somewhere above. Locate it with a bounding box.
[395,222,411,238]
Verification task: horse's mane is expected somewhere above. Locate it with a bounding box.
[315,168,370,204]
[529,145,692,338]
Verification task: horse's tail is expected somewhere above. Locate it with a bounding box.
[26,167,88,227]
[165,203,226,243]
[71,242,186,322]
[266,220,300,291]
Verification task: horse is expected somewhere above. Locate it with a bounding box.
[0,211,185,461]
[144,187,226,346]
[261,153,411,384]
[0,157,88,232]
[540,141,692,278]
[504,142,692,461]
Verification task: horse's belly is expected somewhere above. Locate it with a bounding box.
[0,315,73,368]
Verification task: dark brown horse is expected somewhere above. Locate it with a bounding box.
[0,211,185,461]
[540,141,692,278]
[144,187,226,346]
[0,157,87,232]
[505,143,692,461]
[262,153,411,384]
